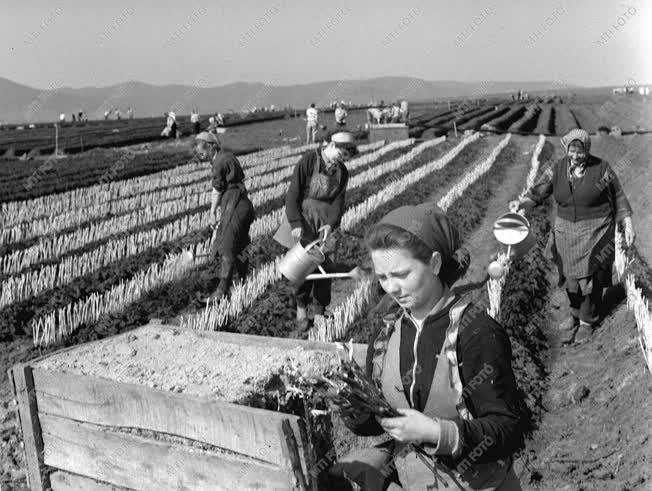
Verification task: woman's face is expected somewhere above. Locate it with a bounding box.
[567,141,587,166]
[370,248,443,316]
[194,141,213,160]
[323,142,350,166]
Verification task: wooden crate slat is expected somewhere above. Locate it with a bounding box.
[32,368,300,468]
[152,322,368,367]
[8,364,49,490]
[50,470,133,490]
[40,413,295,491]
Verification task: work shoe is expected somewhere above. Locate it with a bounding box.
[574,321,595,344]
[559,317,578,345]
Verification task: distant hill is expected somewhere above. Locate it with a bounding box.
[0,76,583,124]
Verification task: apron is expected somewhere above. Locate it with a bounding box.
[372,300,518,490]
[273,152,343,249]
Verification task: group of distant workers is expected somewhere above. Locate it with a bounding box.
[305,100,409,144]
[161,109,225,139]
[366,100,409,125]
[57,107,134,123]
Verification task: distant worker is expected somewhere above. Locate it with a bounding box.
[306,103,319,144]
[334,102,347,127]
[390,101,401,123]
[400,99,409,123]
[207,116,218,136]
[194,132,255,302]
[126,107,134,119]
[59,113,66,123]
[216,113,225,126]
[191,108,201,135]
[165,111,177,138]
[104,110,110,120]
[114,108,122,120]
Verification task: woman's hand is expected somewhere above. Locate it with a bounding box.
[509,197,535,213]
[623,216,636,247]
[376,408,440,444]
[291,227,302,240]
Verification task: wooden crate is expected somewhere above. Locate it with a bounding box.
[368,123,409,143]
[8,322,368,491]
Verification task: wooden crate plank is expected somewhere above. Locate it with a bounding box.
[8,364,49,490]
[40,413,294,491]
[33,368,299,468]
[150,322,368,368]
[50,470,133,490]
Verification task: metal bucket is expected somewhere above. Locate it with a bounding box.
[279,238,326,283]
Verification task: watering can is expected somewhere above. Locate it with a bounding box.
[492,211,536,260]
[279,227,357,283]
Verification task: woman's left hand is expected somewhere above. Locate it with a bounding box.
[376,408,440,444]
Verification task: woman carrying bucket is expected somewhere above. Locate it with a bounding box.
[512,129,635,344]
[273,131,358,333]
[195,131,255,302]
[331,203,525,490]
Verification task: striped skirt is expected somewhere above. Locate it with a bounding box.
[549,214,615,295]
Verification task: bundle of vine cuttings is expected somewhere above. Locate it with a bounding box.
[317,342,400,419]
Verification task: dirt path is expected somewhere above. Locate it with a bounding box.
[455,135,538,287]
[518,137,652,490]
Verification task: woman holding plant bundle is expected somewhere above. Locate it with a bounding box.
[332,203,525,490]
[274,131,358,334]
[195,131,255,302]
[511,128,635,343]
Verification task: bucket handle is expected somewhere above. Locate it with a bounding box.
[304,227,329,253]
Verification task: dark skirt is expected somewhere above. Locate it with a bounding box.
[193,122,200,134]
[212,189,255,258]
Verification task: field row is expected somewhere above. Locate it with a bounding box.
[26,138,436,344]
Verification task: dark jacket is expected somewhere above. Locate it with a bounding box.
[526,155,632,222]
[285,149,349,230]
[211,150,247,193]
[345,298,526,465]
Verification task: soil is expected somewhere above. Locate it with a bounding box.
[34,324,342,403]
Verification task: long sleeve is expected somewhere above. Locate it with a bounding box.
[525,161,555,205]
[603,163,633,222]
[453,313,525,463]
[326,166,349,229]
[285,153,311,228]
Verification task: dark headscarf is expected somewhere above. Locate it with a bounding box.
[378,203,470,286]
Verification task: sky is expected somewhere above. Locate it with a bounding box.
[1,0,650,90]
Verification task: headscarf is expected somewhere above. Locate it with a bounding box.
[378,203,470,285]
[561,128,591,177]
[560,128,591,153]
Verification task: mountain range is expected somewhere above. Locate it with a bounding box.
[0,76,583,124]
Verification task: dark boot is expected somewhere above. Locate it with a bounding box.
[574,321,595,344]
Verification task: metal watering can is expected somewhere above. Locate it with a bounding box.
[492,211,536,260]
[279,227,356,283]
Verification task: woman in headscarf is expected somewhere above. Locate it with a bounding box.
[512,129,635,343]
[332,203,524,490]
[195,132,255,302]
[273,131,359,332]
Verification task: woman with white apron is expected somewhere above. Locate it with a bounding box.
[274,131,358,333]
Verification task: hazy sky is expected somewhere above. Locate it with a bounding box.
[2,0,650,90]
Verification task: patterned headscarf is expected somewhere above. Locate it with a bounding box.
[561,128,591,153]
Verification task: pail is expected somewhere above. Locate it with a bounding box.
[279,238,326,283]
